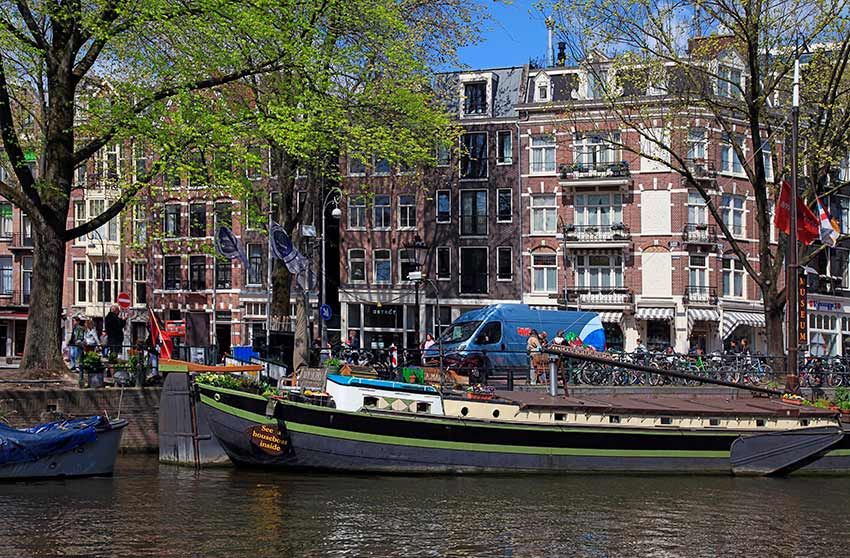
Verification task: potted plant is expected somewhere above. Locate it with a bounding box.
[324,357,342,373]
[80,351,105,389]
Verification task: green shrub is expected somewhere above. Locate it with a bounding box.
[835,387,850,405]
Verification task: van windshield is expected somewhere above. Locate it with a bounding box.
[438,320,482,344]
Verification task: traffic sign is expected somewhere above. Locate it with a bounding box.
[319,304,332,321]
[116,292,131,309]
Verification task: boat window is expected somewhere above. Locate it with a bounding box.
[363,396,379,407]
[609,415,620,424]
[492,409,500,418]
[708,418,721,426]
[474,322,502,345]
[554,413,567,421]
[416,402,431,413]
[438,321,483,344]
[659,417,672,426]
[800,419,809,427]
[460,406,469,416]
[755,419,766,427]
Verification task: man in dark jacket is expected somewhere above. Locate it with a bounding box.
[105,305,126,357]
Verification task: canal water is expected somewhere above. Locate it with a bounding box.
[1,455,849,558]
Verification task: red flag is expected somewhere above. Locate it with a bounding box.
[774,180,819,245]
[149,308,173,359]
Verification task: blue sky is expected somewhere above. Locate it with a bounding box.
[457,1,548,69]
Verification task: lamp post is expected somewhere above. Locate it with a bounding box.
[87,229,107,332]
[320,187,342,349]
[410,271,443,377]
[405,235,428,351]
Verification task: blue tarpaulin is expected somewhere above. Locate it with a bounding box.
[0,416,101,465]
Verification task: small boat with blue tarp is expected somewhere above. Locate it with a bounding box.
[0,416,127,480]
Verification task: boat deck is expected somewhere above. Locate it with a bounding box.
[493,391,836,418]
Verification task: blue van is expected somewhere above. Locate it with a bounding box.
[422,304,605,379]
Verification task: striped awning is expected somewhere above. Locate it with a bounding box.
[635,307,674,321]
[597,311,623,324]
[722,311,766,339]
[687,308,720,337]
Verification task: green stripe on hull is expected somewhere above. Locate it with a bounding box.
[200,394,276,425]
[286,421,730,458]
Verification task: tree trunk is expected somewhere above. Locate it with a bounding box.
[764,288,786,358]
[20,225,67,371]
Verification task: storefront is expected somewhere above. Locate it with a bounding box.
[807,298,850,356]
[721,309,765,352]
[597,312,624,350]
[345,303,419,349]
[635,307,674,351]
[687,308,720,353]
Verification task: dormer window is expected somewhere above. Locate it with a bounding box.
[463,82,487,115]
[587,69,608,99]
[717,66,743,98]
[534,75,551,102]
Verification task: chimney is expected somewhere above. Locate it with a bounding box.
[545,17,555,67]
[557,42,567,66]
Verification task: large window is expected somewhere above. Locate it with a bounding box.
[247,244,264,286]
[530,135,556,174]
[436,190,451,223]
[531,194,558,234]
[436,142,450,166]
[164,204,181,237]
[99,143,121,182]
[94,261,114,303]
[463,82,487,115]
[574,193,622,226]
[688,191,708,225]
[0,203,11,238]
[460,190,487,236]
[575,254,623,289]
[717,66,743,98]
[687,128,707,161]
[164,256,181,290]
[436,247,451,280]
[399,249,416,282]
[532,251,558,293]
[497,131,513,164]
[460,133,487,179]
[721,134,744,174]
[74,261,87,303]
[721,194,745,236]
[688,255,708,289]
[574,133,619,169]
[497,189,512,222]
[189,255,206,291]
[373,195,391,229]
[348,197,366,229]
[0,256,11,294]
[189,203,206,237]
[348,157,366,175]
[722,256,745,297]
[374,249,391,283]
[587,69,608,99]
[215,259,232,289]
[133,262,147,305]
[459,247,488,294]
[398,195,416,229]
[497,246,513,281]
[349,249,366,283]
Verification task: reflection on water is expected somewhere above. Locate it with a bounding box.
[0,455,847,558]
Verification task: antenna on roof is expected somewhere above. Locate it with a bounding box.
[545,17,555,67]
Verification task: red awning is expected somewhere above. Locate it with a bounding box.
[0,312,29,320]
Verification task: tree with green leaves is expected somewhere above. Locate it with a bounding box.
[0,0,481,371]
[543,0,850,354]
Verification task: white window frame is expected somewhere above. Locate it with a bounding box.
[0,202,12,239]
[534,75,550,102]
[496,246,513,281]
[717,66,743,99]
[373,249,391,284]
[529,134,556,175]
[398,248,416,283]
[348,248,366,284]
[133,262,147,305]
[496,130,513,165]
[458,246,489,295]
[721,194,745,237]
[373,194,392,230]
[573,133,621,169]
[398,194,416,230]
[687,191,708,226]
[436,190,451,223]
[459,189,488,237]
[496,188,513,223]
[722,256,745,298]
[574,193,623,226]
[530,193,558,234]
[720,134,745,175]
[688,254,708,289]
[348,197,367,230]
[436,246,451,281]
[74,260,88,304]
[575,254,624,290]
[687,128,707,161]
[531,251,558,293]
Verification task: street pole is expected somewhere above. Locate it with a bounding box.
[320,188,341,350]
[785,56,801,394]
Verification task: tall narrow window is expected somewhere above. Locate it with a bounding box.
[164,256,181,290]
[189,256,206,291]
[687,191,708,226]
[463,82,487,115]
[532,251,558,293]
[436,247,451,280]
[399,249,416,282]
[95,261,112,303]
[247,244,263,286]
[688,255,708,300]
[74,261,87,303]
[133,206,147,244]
[214,201,232,229]
[460,190,487,236]
[133,262,147,305]
[0,256,13,295]
[373,195,391,229]
[436,142,450,166]
[460,133,487,179]
[349,249,366,282]
[164,204,181,237]
[497,247,513,281]
[459,247,488,294]
[530,135,556,174]
[74,200,86,245]
[374,249,391,283]
[497,189,512,222]
[722,256,745,297]
[398,195,416,229]
[721,194,745,236]
[348,197,366,229]
[190,203,207,237]
[531,194,557,234]
[0,203,12,239]
[497,131,513,164]
[215,259,232,289]
[721,134,744,174]
[21,256,31,304]
[687,128,706,161]
[436,190,451,223]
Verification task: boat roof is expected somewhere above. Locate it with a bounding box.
[492,391,838,418]
[327,375,439,394]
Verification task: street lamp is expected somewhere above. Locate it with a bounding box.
[320,186,342,349]
[405,235,428,351]
[410,271,443,378]
[87,229,106,332]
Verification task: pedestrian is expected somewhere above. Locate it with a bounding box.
[423,333,436,351]
[740,338,750,355]
[552,330,566,346]
[145,327,160,379]
[527,329,543,384]
[105,304,126,358]
[83,319,99,352]
[68,316,85,370]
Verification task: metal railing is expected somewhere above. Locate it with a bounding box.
[564,287,633,305]
[684,285,717,305]
[562,223,631,242]
[682,223,717,244]
[559,161,630,180]
[10,232,33,248]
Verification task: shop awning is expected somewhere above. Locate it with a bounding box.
[687,308,720,336]
[0,312,28,320]
[635,307,674,321]
[597,311,623,324]
[722,311,765,339]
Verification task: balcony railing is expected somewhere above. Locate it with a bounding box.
[559,161,630,181]
[561,223,631,243]
[682,223,717,244]
[685,159,717,179]
[9,233,34,249]
[684,285,718,305]
[460,214,488,236]
[565,287,633,305]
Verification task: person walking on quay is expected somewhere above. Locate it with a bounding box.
[527,329,543,384]
[105,305,126,358]
[68,316,85,370]
[83,319,99,352]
